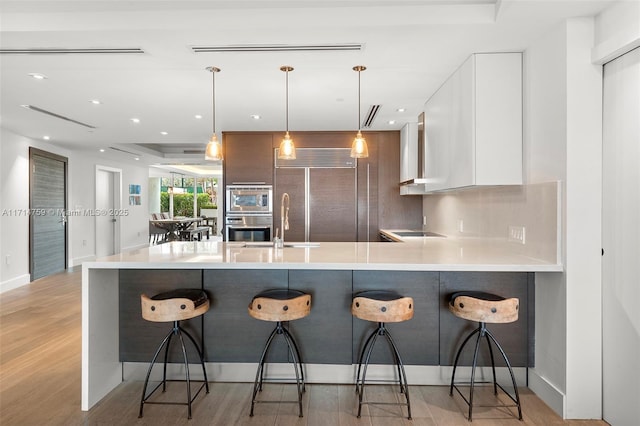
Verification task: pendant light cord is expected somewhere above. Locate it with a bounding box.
[357,68,361,132]
[212,69,216,134]
[285,68,289,132]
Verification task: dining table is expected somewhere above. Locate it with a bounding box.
[149,216,203,241]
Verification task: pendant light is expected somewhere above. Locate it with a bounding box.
[205,66,222,161]
[351,65,369,158]
[278,66,296,160]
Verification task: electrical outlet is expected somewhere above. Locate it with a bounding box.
[5,255,10,265]
[82,239,87,247]
[458,219,464,233]
[508,225,526,244]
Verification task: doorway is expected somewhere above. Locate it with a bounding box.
[95,166,122,257]
[29,148,68,280]
[602,46,640,425]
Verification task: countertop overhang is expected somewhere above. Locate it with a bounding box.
[84,239,563,272]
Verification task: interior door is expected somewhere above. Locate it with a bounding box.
[96,169,116,257]
[602,46,640,425]
[29,148,68,280]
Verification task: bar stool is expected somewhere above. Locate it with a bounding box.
[248,289,311,417]
[351,290,413,420]
[448,291,522,421]
[138,289,210,419]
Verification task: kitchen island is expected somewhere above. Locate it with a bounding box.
[82,239,561,410]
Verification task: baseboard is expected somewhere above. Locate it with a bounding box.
[0,273,30,294]
[70,255,96,267]
[123,362,527,386]
[528,368,565,418]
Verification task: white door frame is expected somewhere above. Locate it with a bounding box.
[95,165,122,255]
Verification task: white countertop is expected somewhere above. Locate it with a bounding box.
[84,237,563,272]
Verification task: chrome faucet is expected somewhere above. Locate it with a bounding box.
[280,192,290,246]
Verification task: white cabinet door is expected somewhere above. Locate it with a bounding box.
[447,55,474,190]
[423,53,522,192]
[424,70,453,192]
[400,122,417,183]
[475,53,523,185]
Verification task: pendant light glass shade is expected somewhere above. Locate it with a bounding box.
[278,66,296,160]
[205,133,222,160]
[279,131,296,160]
[205,66,222,161]
[351,130,369,158]
[351,65,369,158]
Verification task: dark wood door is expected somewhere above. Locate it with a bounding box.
[223,133,274,185]
[309,168,356,242]
[29,148,67,280]
[274,168,306,242]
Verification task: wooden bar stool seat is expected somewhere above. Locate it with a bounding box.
[248,289,311,418]
[351,290,413,420]
[138,289,210,419]
[448,291,522,421]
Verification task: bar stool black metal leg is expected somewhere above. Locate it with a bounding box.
[357,328,381,418]
[468,326,484,421]
[384,329,412,420]
[250,325,279,416]
[485,329,523,420]
[282,326,306,393]
[355,326,378,395]
[282,329,304,417]
[450,326,481,396]
[139,327,175,418]
[179,325,210,393]
[483,323,498,395]
[175,330,193,419]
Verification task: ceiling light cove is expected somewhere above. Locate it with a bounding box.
[192,43,363,53]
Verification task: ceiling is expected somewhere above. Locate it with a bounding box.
[0,0,615,176]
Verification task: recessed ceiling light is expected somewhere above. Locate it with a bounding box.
[43,135,50,140]
[250,115,261,120]
[160,131,168,135]
[396,108,405,113]
[195,114,203,119]
[99,149,105,153]
[130,118,140,124]
[388,120,396,125]
[89,99,101,105]
[134,157,140,161]
[28,73,47,80]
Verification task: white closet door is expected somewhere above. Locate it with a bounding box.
[602,46,640,426]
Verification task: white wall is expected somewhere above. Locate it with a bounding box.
[523,20,570,416]
[0,128,150,291]
[524,17,603,420]
[421,14,608,419]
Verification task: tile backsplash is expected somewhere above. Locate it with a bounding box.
[422,181,561,263]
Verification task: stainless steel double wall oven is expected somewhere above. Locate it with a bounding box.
[224,185,273,242]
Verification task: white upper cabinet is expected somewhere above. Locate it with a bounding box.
[399,119,428,195]
[424,52,523,192]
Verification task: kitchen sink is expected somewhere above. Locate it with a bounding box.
[393,231,446,238]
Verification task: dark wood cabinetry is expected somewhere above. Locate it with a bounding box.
[118,269,203,362]
[119,269,533,367]
[352,270,440,365]
[202,269,288,362]
[222,132,274,185]
[224,130,421,242]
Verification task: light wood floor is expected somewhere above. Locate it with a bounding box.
[0,268,609,426]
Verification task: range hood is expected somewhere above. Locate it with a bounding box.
[399,113,428,192]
